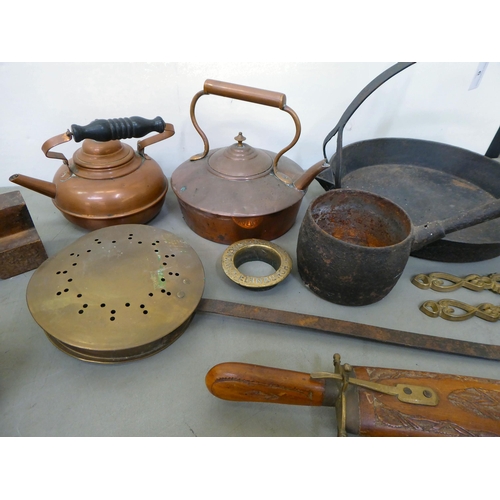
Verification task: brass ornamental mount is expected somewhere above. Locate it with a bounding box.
[221,239,292,290]
[413,272,500,321]
[310,354,439,437]
[420,299,500,322]
[412,272,500,294]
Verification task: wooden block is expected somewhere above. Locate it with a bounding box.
[0,191,48,279]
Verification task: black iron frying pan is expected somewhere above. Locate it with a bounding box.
[315,62,500,263]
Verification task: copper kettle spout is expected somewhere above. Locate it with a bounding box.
[9,174,57,199]
[293,160,329,191]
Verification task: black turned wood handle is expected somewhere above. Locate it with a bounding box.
[70,116,167,143]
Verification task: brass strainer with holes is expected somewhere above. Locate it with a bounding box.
[26,225,205,363]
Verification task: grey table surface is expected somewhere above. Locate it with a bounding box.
[1,182,499,438]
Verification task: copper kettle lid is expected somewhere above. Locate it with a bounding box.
[208,133,272,179]
[72,139,141,179]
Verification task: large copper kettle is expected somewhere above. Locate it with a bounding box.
[171,80,327,244]
[10,116,175,230]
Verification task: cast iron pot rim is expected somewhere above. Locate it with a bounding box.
[307,188,413,251]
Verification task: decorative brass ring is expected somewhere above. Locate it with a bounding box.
[221,238,292,289]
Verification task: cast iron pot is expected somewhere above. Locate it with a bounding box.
[297,189,500,306]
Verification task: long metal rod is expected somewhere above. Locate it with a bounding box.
[197,298,500,362]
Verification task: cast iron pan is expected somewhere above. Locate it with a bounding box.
[315,62,500,263]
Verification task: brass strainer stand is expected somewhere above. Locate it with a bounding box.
[26,225,205,363]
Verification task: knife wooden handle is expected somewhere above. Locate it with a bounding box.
[206,362,500,437]
[205,362,330,406]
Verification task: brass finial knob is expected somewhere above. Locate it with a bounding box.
[235,132,246,145]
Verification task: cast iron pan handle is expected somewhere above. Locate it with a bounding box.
[42,116,175,165]
[322,62,415,188]
[189,79,301,185]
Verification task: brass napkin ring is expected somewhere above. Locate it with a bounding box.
[222,239,292,290]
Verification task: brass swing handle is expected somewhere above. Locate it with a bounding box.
[42,116,175,165]
[189,79,301,184]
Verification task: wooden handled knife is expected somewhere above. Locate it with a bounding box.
[206,354,500,437]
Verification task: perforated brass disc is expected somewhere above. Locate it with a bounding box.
[26,225,205,363]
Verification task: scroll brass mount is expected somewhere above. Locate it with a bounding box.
[413,272,500,321]
[412,272,500,294]
[310,354,439,437]
[420,298,500,322]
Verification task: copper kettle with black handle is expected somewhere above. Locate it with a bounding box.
[10,116,175,230]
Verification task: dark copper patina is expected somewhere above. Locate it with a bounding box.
[171,80,327,244]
